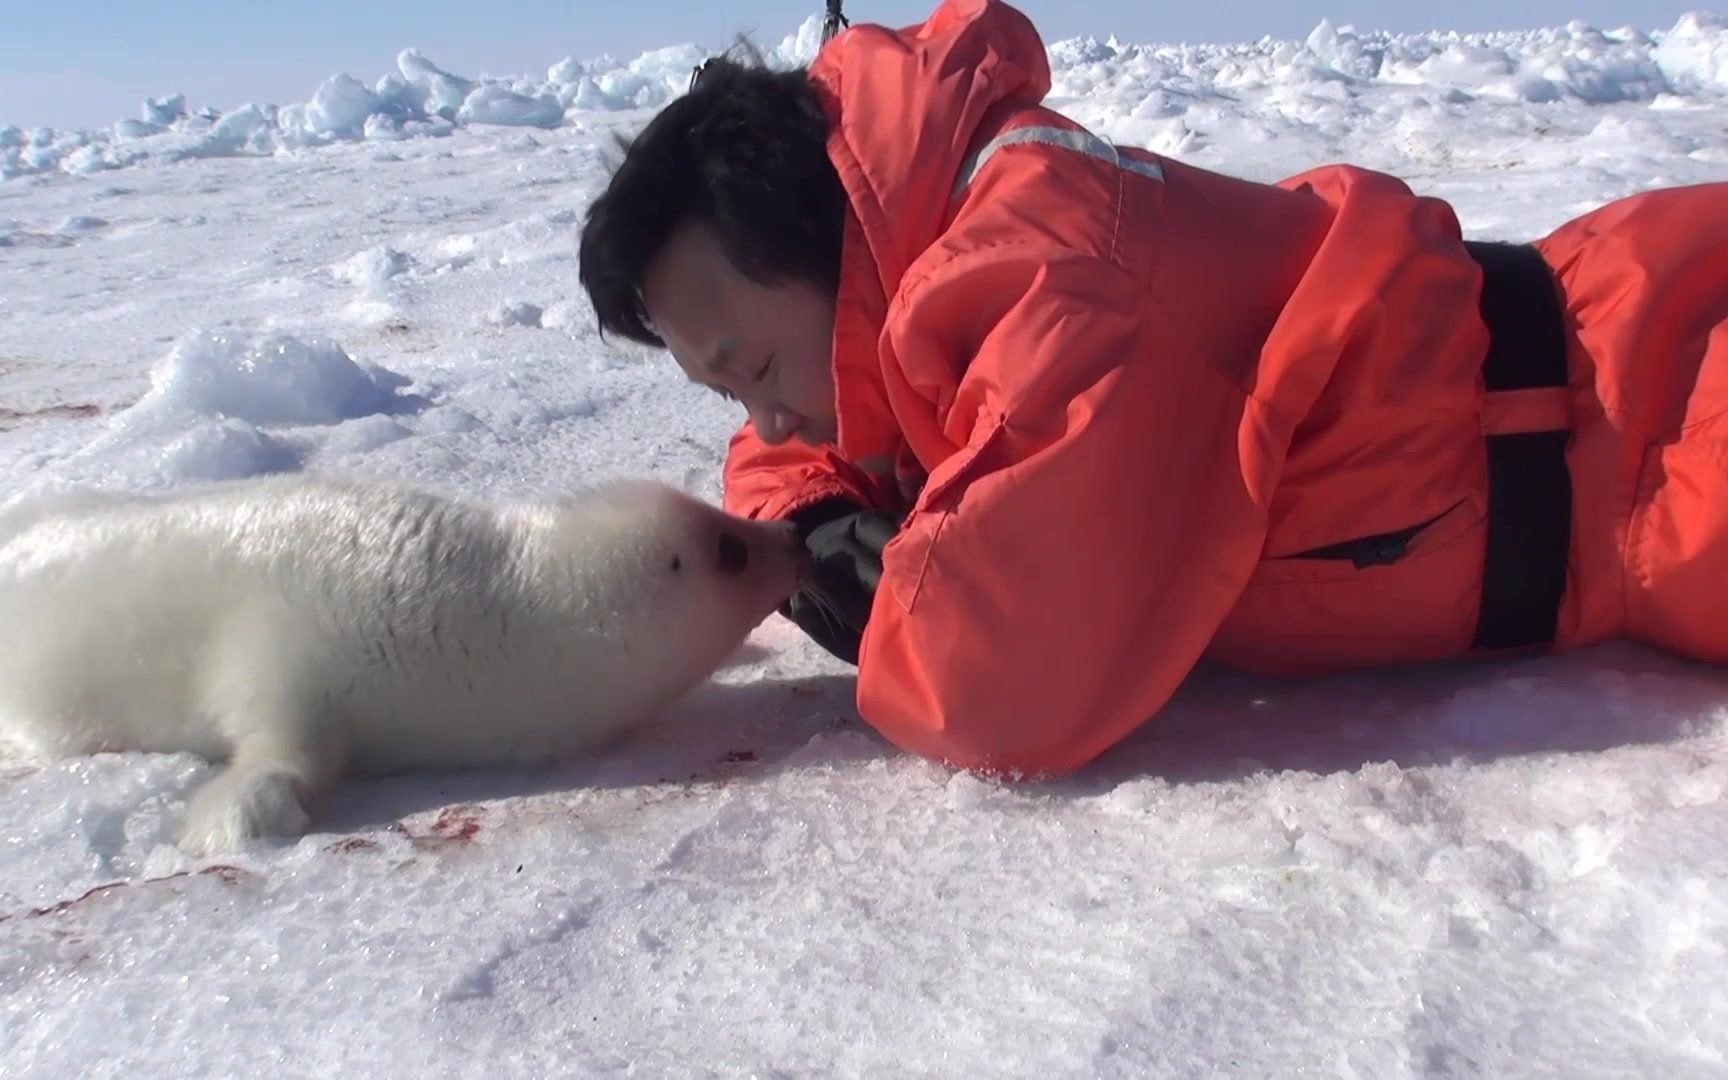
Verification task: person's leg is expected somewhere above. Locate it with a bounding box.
[1538,182,1728,661]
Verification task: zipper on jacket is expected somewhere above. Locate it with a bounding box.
[1275,501,1463,569]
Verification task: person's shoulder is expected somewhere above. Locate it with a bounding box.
[895,126,1167,300]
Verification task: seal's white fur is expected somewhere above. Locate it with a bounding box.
[0,473,808,854]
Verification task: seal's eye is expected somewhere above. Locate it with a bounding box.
[669,555,681,573]
[716,531,748,576]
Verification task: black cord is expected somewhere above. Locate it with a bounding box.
[822,0,850,42]
[689,1,849,92]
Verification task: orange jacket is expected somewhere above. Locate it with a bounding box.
[720,0,1566,776]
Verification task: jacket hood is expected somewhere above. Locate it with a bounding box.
[803,0,1053,464]
[807,0,1051,296]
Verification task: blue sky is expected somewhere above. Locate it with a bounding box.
[0,0,1699,130]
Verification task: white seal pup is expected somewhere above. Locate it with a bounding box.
[0,473,810,855]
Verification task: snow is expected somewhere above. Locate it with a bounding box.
[3,7,1728,1075]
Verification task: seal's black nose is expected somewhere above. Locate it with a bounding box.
[716,531,749,576]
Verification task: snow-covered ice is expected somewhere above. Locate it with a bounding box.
[3,9,1728,1076]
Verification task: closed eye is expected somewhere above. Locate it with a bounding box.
[697,354,769,401]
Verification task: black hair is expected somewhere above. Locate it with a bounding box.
[577,40,849,348]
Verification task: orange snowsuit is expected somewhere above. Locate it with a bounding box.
[720,0,1728,776]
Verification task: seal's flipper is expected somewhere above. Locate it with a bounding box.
[177,696,344,855]
[179,756,314,855]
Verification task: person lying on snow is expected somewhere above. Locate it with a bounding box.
[577,0,1728,778]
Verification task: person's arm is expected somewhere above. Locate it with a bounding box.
[720,420,901,663]
[853,243,1273,777]
[720,422,884,524]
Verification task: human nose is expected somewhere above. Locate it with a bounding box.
[748,403,798,445]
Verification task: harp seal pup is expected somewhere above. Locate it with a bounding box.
[0,473,809,854]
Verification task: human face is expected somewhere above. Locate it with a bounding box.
[639,218,839,447]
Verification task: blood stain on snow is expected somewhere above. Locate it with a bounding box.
[326,805,488,854]
[396,804,487,850]
[0,403,106,430]
[324,836,379,854]
[0,864,251,925]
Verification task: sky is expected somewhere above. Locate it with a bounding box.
[0,0,1708,131]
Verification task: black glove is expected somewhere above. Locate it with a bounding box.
[781,498,898,665]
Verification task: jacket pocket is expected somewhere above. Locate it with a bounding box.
[1245,497,1482,585]
[879,418,1007,614]
[1207,495,1488,675]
